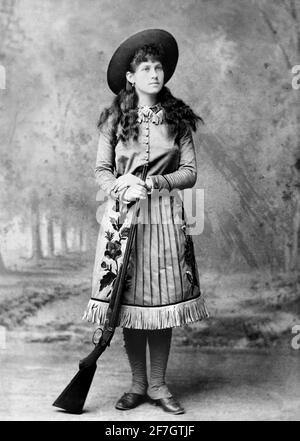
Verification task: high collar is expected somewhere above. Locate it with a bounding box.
[137,103,164,125]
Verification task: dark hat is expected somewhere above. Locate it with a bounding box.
[107,28,179,95]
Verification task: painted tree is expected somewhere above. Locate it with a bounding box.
[0,0,30,270]
[2,0,298,273]
[253,0,300,272]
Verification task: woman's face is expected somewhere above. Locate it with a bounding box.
[127,59,164,96]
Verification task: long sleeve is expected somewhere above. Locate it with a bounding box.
[150,125,197,191]
[94,118,118,196]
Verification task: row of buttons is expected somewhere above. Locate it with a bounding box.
[142,120,150,162]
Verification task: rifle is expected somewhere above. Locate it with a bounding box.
[52,165,148,414]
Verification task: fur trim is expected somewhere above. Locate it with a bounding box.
[82,296,209,330]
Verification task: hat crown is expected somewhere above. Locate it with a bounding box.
[107,29,178,95]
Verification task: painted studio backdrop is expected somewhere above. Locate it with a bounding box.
[0,0,299,421]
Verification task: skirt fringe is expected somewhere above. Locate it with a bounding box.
[82,296,209,330]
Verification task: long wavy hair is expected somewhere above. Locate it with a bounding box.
[97,43,203,147]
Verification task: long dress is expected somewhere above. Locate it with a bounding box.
[82,104,209,329]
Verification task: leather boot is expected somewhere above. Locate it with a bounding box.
[115,392,146,410]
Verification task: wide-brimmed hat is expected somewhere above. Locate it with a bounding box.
[107,28,179,95]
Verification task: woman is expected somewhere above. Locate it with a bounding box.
[82,29,209,415]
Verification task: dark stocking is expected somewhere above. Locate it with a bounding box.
[147,328,172,399]
[123,328,148,395]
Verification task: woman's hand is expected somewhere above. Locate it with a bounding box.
[122,183,147,202]
[111,173,145,193]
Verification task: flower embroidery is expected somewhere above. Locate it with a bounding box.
[104,239,122,260]
[186,270,195,297]
[98,208,133,297]
[119,226,130,240]
[99,266,117,293]
[181,223,199,293]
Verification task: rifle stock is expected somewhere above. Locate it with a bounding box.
[52,364,97,414]
[52,165,148,414]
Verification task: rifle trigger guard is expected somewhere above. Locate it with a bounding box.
[92,327,103,346]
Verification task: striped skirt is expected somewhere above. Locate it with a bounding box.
[82,189,209,329]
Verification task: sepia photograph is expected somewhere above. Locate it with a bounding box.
[0,0,299,423]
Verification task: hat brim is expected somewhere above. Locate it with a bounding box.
[107,29,179,95]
